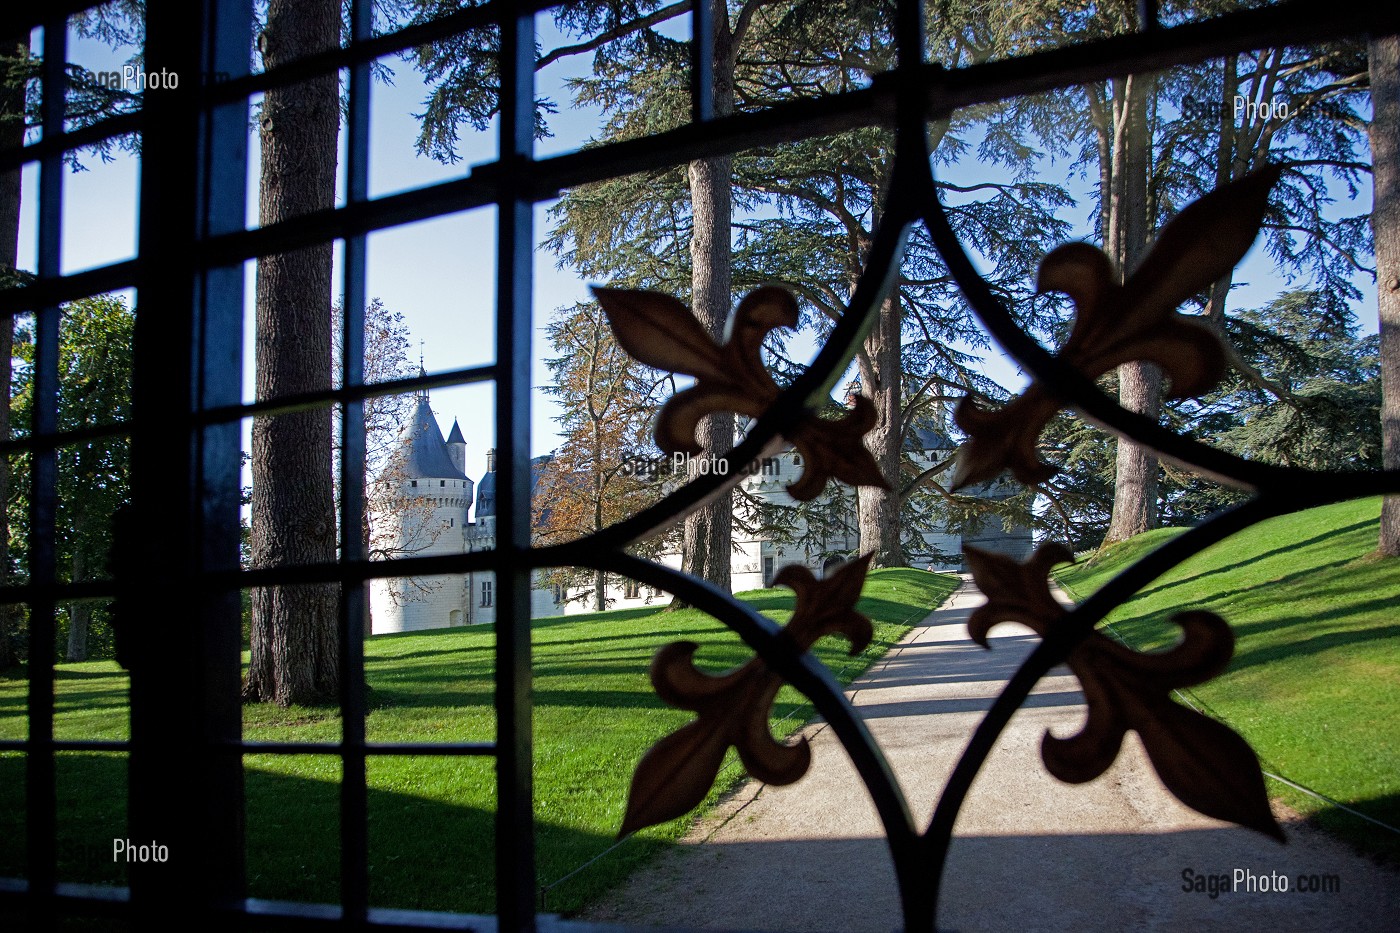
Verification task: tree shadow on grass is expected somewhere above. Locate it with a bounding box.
[1109,555,1399,673]
[1226,614,1400,674]
[1106,556,1363,638]
[854,595,940,623]
[529,605,695,630]
[0,753,129,887]
[531,627,735,651]
[0,753,644,919]
[1305,791,1400,865]
[1125,518,1375,605]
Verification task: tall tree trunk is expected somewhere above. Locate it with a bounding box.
[858,296,903,567]
[66,548,89,662]
[243,0,341,705]
[1105,74,1160,544]
[1371,35,1400,557]
[594,477,607,610]
[681,0,734,594]
[0,28,23,671]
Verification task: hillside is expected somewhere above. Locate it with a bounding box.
[1056,498,1400,860]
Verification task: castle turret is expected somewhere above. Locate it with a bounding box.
[369,393,475,634]
[475,448,496,521]
[446,418,466,475]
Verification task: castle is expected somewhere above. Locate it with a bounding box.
[367,387,1032,635]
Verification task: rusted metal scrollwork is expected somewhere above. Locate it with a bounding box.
[594,166,1295,833]
[963,543,1281,841]
[594,286,888,501]
[516,7,1400,933]
[559,115,1398,933]
[618,555,875,837]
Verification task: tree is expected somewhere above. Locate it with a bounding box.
[533,301,673,610]
[409,0,785,593]
[542,2,1070,571]
[680,0,739,594]
[1101,70,1159,543]
[243,0,342,706]
[0,14,143,669]
[10,296,134,662]
[996,2,1373,541]
[0,28,24,670]
[1039,288,1383,545]
[1210,292,1381,470]
[1162,289,1381,525]
[1370,34,1400,556]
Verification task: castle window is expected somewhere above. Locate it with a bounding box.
[761,457,778,476]
[481,580,494,608]
[624,579,640,599]
[411,480,417,487]
[441,480,446,487]
[553,585,563,605]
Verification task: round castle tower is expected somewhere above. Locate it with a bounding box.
[368,383,475,634]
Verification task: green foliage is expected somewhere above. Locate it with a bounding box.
[1040,290,1381,546]
[0,567,957,912]
[8,295,134,662]
[1161,290,1380,526]
[533,299,676,603]
[1056,499,1400,862]
[4,7,145,169]
[1216,292,1380,467]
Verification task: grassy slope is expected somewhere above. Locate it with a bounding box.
[1055,498,1400,860]
[0,567,957,915]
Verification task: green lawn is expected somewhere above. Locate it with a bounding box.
[0,567,956,915]
[1055,498,1400,860]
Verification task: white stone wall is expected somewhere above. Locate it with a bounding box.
[368,443,1031,634]
[368,476,473,634]
[550,551,683,616]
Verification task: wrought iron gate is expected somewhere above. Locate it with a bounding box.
[1,0,1397,929]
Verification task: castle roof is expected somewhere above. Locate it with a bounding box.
[907,423,956,452]
[446,418,465,444]
[402,397,468,480]
[475,453,551,518]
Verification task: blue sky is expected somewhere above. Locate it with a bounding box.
[19,15,1380,493]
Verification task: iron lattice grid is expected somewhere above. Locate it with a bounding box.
[0,0,1395,930]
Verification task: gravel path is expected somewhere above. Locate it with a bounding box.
[581,576,1400,931]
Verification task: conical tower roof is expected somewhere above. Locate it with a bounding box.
[446,418,465,444]
[402,397,467,479]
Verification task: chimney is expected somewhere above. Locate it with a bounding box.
[486,448,496,473]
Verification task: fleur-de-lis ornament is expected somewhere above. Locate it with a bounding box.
[954,166,1281,489]
[619,555,875,836]
[595,286,888,500]
[964,543,1283,841]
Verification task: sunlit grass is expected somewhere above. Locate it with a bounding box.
[0,567,957,914]
[1056,498,1400,861]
